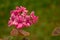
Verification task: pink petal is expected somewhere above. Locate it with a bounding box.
[32,16,38,23]
[8,20,13,27]
[30,11,35,18]
[26,23,30,27]
[30,11,38,23]
[13,21,18,25]
[17,23,23,29]
[21,12,27,17]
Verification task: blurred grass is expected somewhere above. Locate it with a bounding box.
[0,0,60,40]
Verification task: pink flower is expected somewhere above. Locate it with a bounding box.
[8,6,38,29]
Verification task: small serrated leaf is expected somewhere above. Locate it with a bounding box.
[18,29,30,36]
[52,27,60,36]
[10,28,19,36]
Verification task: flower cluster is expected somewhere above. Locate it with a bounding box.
[8,6,38,29]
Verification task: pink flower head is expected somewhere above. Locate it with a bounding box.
[8,6,38,29]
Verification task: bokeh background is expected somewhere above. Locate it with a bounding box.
[0,0,60,40]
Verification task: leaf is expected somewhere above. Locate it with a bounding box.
[18,29,30,36]
[52,27,60,36]
[10,28,19,36]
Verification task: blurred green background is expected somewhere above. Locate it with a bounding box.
[0,0,60,40]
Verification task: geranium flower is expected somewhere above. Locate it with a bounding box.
[8,6,38,29]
